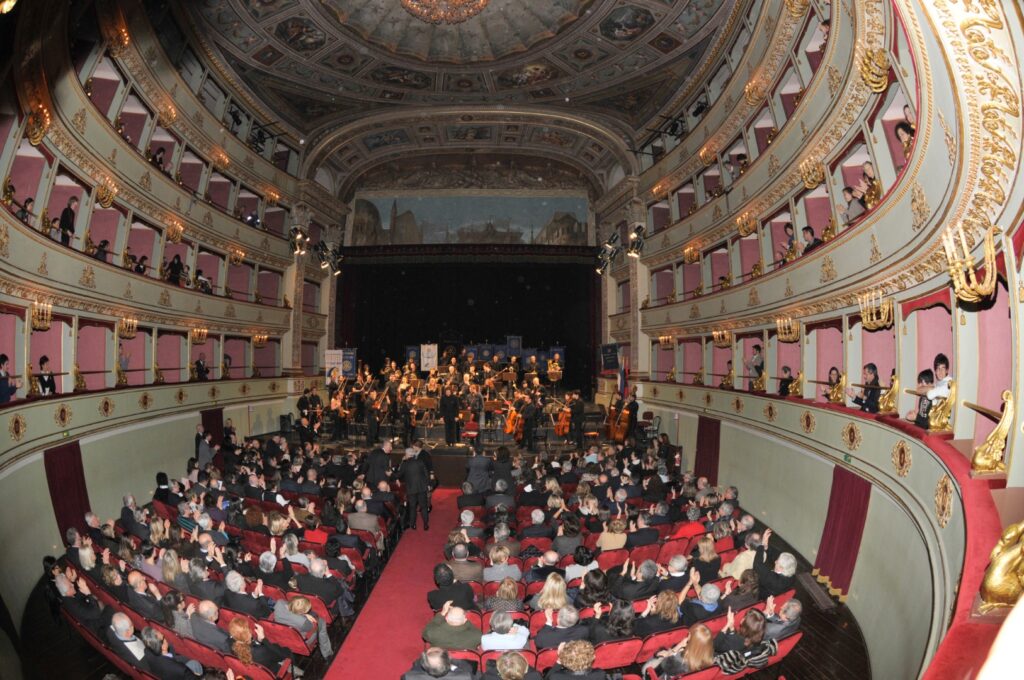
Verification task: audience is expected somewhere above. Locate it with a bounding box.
[422,600,483,650]
[547,639,605,680]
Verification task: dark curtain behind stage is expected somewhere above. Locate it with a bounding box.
[336,258,598,395]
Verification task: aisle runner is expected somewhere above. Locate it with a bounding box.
[326,488,460,679]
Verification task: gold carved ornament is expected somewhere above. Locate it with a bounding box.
[820,256,837,283]
[763,403,778,422]
[9,414,26,442]
[941,225,998,304]
[751,371,766,393]
[54,403,72,427]
[691,369,704,386]
[719,366,735,389]
[115,365,127,387]
[98,398,114,417]
[799,158,825,190]
[857,45,890,93]
[878,376,899,414]
[927,380,956,433]
[800,410,816,434]
[744,80,764,106]
[733,397,744,413]
[979,519,1024,613]
[821,217,838,243]
[750,260,764,279]
[138,392,152,410]
[966,390,1014,474]
[25,105,50,146]
[72,363,87,392]
[788,371,804,397]
[736,212,757,237]
[699,146,716,166]
[26,362,40,398]
[934,474,954,529]
[841,422,862,451]
[783,0,809,18]
[827,373,847,404]
[858,289,894,330]
[891,440,912,477]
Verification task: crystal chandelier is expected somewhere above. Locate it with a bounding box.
[401,0,488,25]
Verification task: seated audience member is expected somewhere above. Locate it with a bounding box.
[635,590,684,637]
[489,523,521,558]
[296,558,354,617]
[457,482,486,509]
[101,564,130,603]
[402,647,476,680]
[713,608,779,674]
[486,479,516,510]
[190,600,232,652]
[227,617,292,675]
[529,572,569,611]
[273,595,333,660]
[753,529,797,597]
[187,559,226,604]
[161,549,191,593]
[56,572,112,633]
[801,226,823,254]
[126,570,164,620]
[484,577,525,613]
[680,577,724,626]
[552,514,583,557]
[479,650,544,680]
[732,514,756,550]
[595,518,628,551]
[520,509,555,540]
[690,535,722,585]
[608,558,660,601]
[624,512,659,549]
[106,612,151,673]
[764,596,803,640]
[721,569,760,611]
[422,600,483,650]
[524,550,564,584]
[160,591,194,639]
[446,542,484,583]
[484,545,522,583]
[457,509,485,539]
[223,570,273,619]
[564,546,599,583]
[445,530,481,560]
[588,598,635,643]
[846,362,881,413]
[574,569,612,609]
[481,610,530,651]
[140,625,202,678]
[534,605,589,649]
[778,366,795,396]
[641,623,715,679]
[670,505,708,541]
[428,564,478,612]
[547,639,606,680]
[251,551,294,592]
[906,369,935,427]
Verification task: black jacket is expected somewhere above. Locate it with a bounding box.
[398,457,430,495]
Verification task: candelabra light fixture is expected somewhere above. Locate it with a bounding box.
[165,218,184,244]
[211,148,229,171]
[712,329,733,348]
[31,300,52,331]
[265,188,280,208]
[191,327,208,345]
[941,223,998,303]
[699,146,716,166]
[26,104,50,146]
[157,102,177,128]
[228,246,245,266]
[683,245,700,264]
[401,0,488,25]
[858,288,894,330]
[95,175,118,208]
[253,333,268,348]
[736,212,757,237]
[799,158,825,189]
[658,335,674,350]
[118,316,138,339]
[776,317,801,342]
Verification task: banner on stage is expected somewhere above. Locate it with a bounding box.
[601,344,620,371]
[404,345,420,366]
[338,348,358,378]
[324,350,344,382]
[421,343,438,371]
[479,344,494,361]
[493,345,508,361]
[465,345,479,360]
[507,335,522,354]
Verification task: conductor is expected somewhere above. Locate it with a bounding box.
[440,386,460,446]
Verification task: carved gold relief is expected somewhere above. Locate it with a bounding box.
[869,234,882,264]
[800,410,816,434]
[37,252,48,275]
[9,414,26,442]
[744,80,764,106]
[891,441,912,477]
[857,44,890,93]
[768,154,780,177]
[763,403,777,422]
[26,106,50,146]
[911,182,929,230]
[799,158,825,189]
[54,403,72,428]
[937,111,956,167]
[935,474,954,528]
[79,266,96,288]
[826,66,842,98]
[747,288,760,307]
[71,108,86,134]
[98,397,115,418]
[979,520,1024,613]
[819,256,837,283]
[139,392,152,410]
[733,397,744,413]
[783,0,809,18]
[970,390,1014,474]
[841,422,862,451]
[175,389,187,404]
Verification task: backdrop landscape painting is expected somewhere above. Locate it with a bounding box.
[350,194,589,246]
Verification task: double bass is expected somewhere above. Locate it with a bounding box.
[554,398,571,438]
[605,394,629,443]
[504,398,520,435]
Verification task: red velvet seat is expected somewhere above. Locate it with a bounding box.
[596,548,629,571]
[628,543,660,564]
[635,626,689,663]
[656,539,690,565]
[536,647,559,671]
[263,615,317,656]
[480,648,536,668]
[519,537,552,553]
[592,638,643,669]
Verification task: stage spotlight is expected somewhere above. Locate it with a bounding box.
[626,224,646,258]
[595,259,610,275]
[289,226,309,255]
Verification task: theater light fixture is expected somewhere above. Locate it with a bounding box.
[289,226,310,255]
[594,231,622,275]
[228,246,245,266]
[253,333,268,348]
[313,240,344,275]
[118,316,138,339]
[941,223,998,303]
[776,317,801,342]
[166,219,184,244]
[191,327,208,345]
[0,1,19,14]
[626,223,646,258]
[712,329,733,348]
[31,301,52,331]
[858,289,894,330]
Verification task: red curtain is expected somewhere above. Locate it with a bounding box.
[813,466,872,600]
[43,441,91,540]
[201,408,224,445]
[900,288,951,320]
[693,416,721,485]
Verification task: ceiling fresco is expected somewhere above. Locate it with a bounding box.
[183,0,733,134]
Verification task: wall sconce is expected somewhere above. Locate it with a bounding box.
[1,177,13,206]
[699,146,716,166]
[158,102,177,128]
[776,317,801,342]
[26,104,51,146]
[682,246,700,264]
[712,329,733,348]
[941,224,997,303]
[265,188,280,208]
[165,219,184,244]
[765,127,779,146]
[253,333,268,348]
[658,335,674,350]
[191,328,208,345]
[799,158,825,189]
[743,80,764,106]
[857,42,890,93]
[31,301,52,331]
[211,148,230,171]
[118,316,138,339]
[736,212,757,236]
[107,25,130,57]
[95,176,118,208]
[858,288,894,330]
[228,246,245,266]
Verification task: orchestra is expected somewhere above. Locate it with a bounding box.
[297,348,571,449]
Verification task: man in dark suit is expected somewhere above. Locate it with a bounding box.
[485,479,515,510]
[224,570,273,619]
[624,513,659,549]
[194,353,210,381]
[764,598,803,640]
[457,481,485,509]
[519,508,555,540]
[190,601,232,653]
[524,551,564,584]
[681,581,724,626]
[445,544,483,583]
[141,627,200,679]
[364,440,392,487]
[534,605,591,649]
[296,558,353,617]
[56,572,112,634]
[427,564,478,612]
[0,353,21,404]
[658,555,691,593]
[398,448,431,530]
[106,613,152,673]
[188,559,226,604]
[440,387,460,445]
[624,393,640,441]
[464,450,492,494]
[519,396,539,452]
[569,391,586,448]
[125,572,164,620]
[608,559,660,601]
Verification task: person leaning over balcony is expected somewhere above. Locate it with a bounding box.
[0,353,23,403]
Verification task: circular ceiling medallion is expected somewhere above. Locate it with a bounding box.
[891,440,912,477]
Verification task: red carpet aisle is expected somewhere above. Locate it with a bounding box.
[327,488,461,679]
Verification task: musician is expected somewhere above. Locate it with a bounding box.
[440,386,461,446]
[508,356,521,382]
[307,387,324,425]
[385,371,400,404]
[530,376,547,404]
[569,391,586,448]
[329,388,349,440]
[396,392,414,447]
[326,368,343,399]
[297,388,313,420]
[525,355,540,379]
[445,364,459,385]
[365,390,382,445]
[624,393,640,440]
[519,395,540,452]
[404,358,417,376]
[464,384,484,425]
[38,355,57,396]
[425,373,440,398]
[467,364,480,384]
[548,353,562,373]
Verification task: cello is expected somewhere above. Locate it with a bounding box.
[504,397,520,435]
[553,397,571,438]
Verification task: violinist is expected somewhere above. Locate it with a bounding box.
[404,358,417,376]
[307,387,324,425]
[326,367,343,400]
[464,383,484,424]
[365,389,382,445]
[330,387,349,440]
[396,392,413,447]
[440,386,461,446]
[425,372,440,398]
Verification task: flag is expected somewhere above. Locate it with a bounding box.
[618,351,630,398]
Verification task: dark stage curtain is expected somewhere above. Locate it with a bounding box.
[693,416,721,485]
[43,441,90,539]
[201,408,224,445]
[813,466,872,600]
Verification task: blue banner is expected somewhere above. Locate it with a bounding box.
[404,345,420,366]
[507,335,522,354]
[549,347,566,368]
[465,345,480,361]
[522,348,538,362]
[493,345,509,361]
[341,348,358,378]
[478,344,494,361]
[601,344,619,372]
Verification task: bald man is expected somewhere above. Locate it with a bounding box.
[421,601,482,650]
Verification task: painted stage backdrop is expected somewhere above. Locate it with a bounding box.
[349,194,590,246]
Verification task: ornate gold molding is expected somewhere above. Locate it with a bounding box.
[891,440,912,477]
[934,474,954,528]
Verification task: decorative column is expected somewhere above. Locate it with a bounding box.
[280,203,309,379]
[626,181,649,378]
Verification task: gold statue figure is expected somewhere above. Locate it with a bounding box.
[878,376,899,414]
[979,519,1024,614]
[827,372,847,404]
[972,390,1014,473]
[928,380,956,432]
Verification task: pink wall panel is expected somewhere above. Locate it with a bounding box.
[881,118,908,170]
[681,341,702,376]
[254,342,278,374]
[7,156,46,212]
[120,112,147,150]
[88,208,121,261]
[303,281,319,311]
[802,196,832,232]
[207,178,231,211]
[682,263,701,294]
[814,327,843,402]
[776,339,801,378]
[224,338,247,379]
[738,238,760,274]
[236,193,259,217]
[77,324,109,390]
[754,126,773,154]
[156,333,185,382]
[257,271,280,304]
[121,332,148,386]
[179,160,203,193]
[702,173,721,195]
[712,345,732,380]
[190,339,219,371]
[780,91,800,118]
[840,164,863,190]
[975,283,1011,444]
[147,134,178,169]
[0,314,16,365]
[227,264,252,299]
[196,252,221,288]
[30,324,64,377]
[263,208,286,235]
[769,221,792,262]
[90,76,120,117]
[653,269,673,301]
[710,251,729,283]
[861,326,896,386]
[652,345,674,379]
[126,226,157,273]
[651,206,670,232]
[676,191,695,216]
[915,305,953,377]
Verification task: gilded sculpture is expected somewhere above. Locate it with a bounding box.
[979,519,1024,613]
[971,390,1014,474]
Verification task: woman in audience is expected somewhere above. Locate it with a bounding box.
[564,546,599,583]
[336,488,355,513]
[596,518,628,551]
[484,545,522,583]
[588,598,635,643]
[147,519,173,550]
[158,548,189,591]
[136,542,163,581]
[273,595,333,659]
[574,569,611,609]
[479,650,543,680]
[483,577,525,613]
[641,623,715,678]
[547,639,605,680]
[635,590,683,637]
[576,494,603,533]
[444,529,480,559]
[281,533,311,568]
[228,617,291,673]
[691,535,722,585]
[821,366,841,398]
[713,608,778,674]
[160,591,194,639]
[721,569,760,611]
[754,529,797,597]
[268,512,290,537]
[529,572,568,611]
[491,447,515,490]
[552,514,582,558]
[77,545,101,582]
[323,541,355,578]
